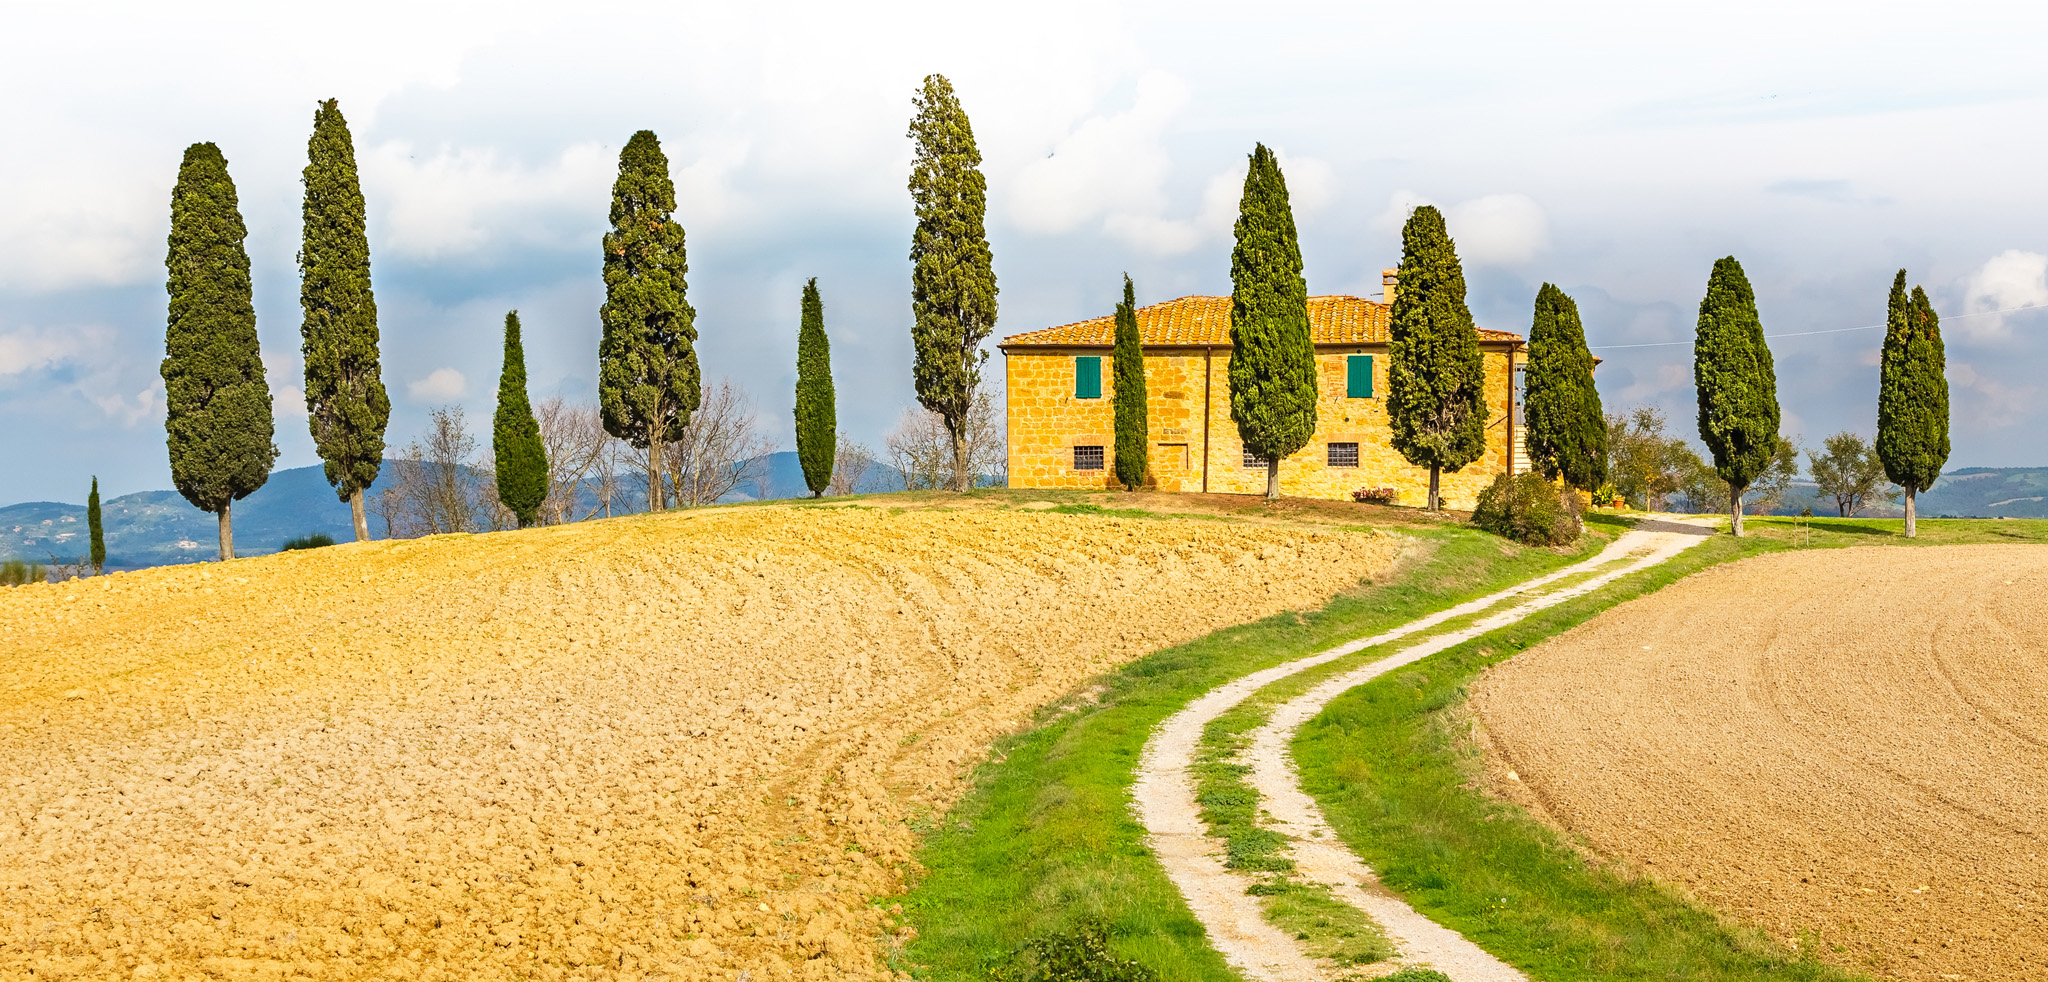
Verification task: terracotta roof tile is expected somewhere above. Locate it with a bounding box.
[999,295,1521,348]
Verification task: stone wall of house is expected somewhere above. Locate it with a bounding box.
[1004,345,1527,509]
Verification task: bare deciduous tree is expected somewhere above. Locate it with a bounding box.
[966,383,1007,489]
[886,406,952,492]
[828,435,879,496]
[536,398,608,524]
[379,406,501,537]
[665,379,772,507]
[887,383,1004,491]
[592,431,636,518]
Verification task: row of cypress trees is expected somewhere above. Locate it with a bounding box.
[1106,146,1947,539]
[160,103,392,560]
[595,132,843,504]
[156,102,854,565]
[1689,259,1948,537]
[1088,142,1576,509]
[153,81,1953,558]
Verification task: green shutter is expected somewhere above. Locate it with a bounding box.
[1346,354,1374,398]
[1075,356,1102,399]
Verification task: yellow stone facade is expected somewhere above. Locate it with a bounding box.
[1000,295,1531,510]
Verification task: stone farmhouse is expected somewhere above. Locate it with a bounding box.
[999,272,1531,510]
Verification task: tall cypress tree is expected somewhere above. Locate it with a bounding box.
[163,142,276,562]
[493,311,547,528]
[794,278,836,497]
[1112,274,1150,490]
[1876,270,1949,538]
[1523,283,1607,490]
[1693,256,1780,537]
[1227,144,1317,500]
[1387,205,1487,510]
[87,476,106,574]
[599,130,699,512]
[299,99,389,542]
[908,74,998,492]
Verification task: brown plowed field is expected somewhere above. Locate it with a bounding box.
[1473,545,2048,981]
[0,502,1397,981]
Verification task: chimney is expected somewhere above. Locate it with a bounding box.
[1382,268,1399,308]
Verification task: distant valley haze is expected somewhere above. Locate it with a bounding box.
[6,1,2048,506]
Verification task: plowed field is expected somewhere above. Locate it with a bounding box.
[0,503,1398,981]
[1474,545,2048,982]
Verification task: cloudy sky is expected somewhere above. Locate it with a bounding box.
[6,1,2048,504]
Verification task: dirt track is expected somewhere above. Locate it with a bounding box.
[1473,545,2048,982]
[0,502,1397,981]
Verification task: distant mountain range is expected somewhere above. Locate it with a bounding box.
[1764,467,2048,519]
[2,452,904,569]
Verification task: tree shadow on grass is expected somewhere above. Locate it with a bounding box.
[1807,521,1895,537]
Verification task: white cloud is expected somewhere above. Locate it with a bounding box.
[1948,361,2036,427]
[1449,195,1550,266]
[672,138,755,233]
[1961,249,2048,341]
[89,379,162,427]
[273,386,308,421]
[365,142,614,260]
[0,326,90,377]
[1010,72,1191,235]
[1371,191,1550,267]
[0,181,163,292]
[1372,190,1438,233]
[261,350,306,421]
[1272,150,1336,218]
[1100,168,1241,256]
[1002,72,1348,257]
[408,368,467,402]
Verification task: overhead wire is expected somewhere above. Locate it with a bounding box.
[1587,302,2045,350]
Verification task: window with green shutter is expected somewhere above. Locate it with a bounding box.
[1075,356,1102,399]
[1346,354,1374,398]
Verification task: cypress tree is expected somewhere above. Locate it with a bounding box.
[599,130,700,511]
[1112,274,1150,490]
[1227,144,1317,500]
[162,142,277,561]
[1523,283,1607,491]
[493,311,548,528]
[299,99,390,542]
[1876,270,1949,538]
[1693,256,1780,537]
[1387,205,1487,510]
[908,74,999,492]
[794,278,836,497]
[87,476,106,574]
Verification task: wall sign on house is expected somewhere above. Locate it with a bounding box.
[998,275,1531,510]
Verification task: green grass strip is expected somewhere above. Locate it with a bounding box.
[892,527,1600,979]
[1291,532,1880,981]
[898,515,2048,979]
[1287,516,2048,979]
[1194,681,1398,967]
[1179,526,1659,970]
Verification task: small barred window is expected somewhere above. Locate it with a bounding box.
[1327,442,1360,468]
[1242,450,1270,468]
[1074,445,1105,471]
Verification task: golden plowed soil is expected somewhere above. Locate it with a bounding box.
[0,503,1396,981]
[1474,545,2048,982]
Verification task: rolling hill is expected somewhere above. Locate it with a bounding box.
[2,452,907,569]
[1767,467,2048,519]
